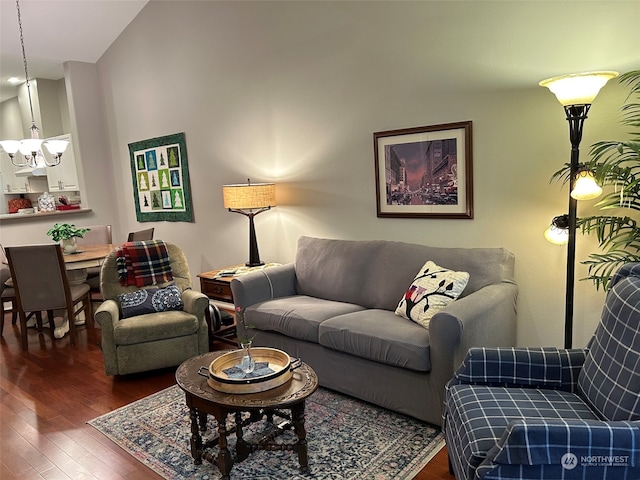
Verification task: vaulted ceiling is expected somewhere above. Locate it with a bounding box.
[0,0,147,101]
[1,1,639,103]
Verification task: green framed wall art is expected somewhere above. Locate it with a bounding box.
[128,132,194,222]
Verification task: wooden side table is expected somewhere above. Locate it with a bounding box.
[198,263,283,309]
[198,266,241,347]
[198,266,240,309]
[198,264,282,348]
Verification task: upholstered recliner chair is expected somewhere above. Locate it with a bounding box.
[443,262,640,480]
[95,242,209,375]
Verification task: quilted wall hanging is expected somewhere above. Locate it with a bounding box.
[128,132,194,222]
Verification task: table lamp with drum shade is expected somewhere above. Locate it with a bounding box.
[223,179,276,267]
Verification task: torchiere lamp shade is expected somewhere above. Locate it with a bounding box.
[539,71,619,106]
[544,215,570,245]
[571,169,603,201]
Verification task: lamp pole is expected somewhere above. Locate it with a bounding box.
[539,71,618,349]
[563,104,590,349]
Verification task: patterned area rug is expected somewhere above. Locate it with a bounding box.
[88,385,444,480]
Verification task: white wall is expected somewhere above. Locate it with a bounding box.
[8,1,635,348]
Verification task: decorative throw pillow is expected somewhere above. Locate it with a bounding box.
[118,284,183,319]
[395,260,469,328]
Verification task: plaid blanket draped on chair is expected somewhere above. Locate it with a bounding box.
[116,240,173,287]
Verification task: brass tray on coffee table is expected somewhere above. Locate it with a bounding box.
[198,347,301,394]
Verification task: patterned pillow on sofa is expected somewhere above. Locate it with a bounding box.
[118,284,183,319]
[395,260,469,328]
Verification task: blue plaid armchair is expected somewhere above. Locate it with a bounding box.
[443,263,640,480]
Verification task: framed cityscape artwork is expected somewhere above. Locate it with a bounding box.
[373,121,473,219]
[128,132,194,222]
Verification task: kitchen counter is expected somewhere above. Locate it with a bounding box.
[0,208,92,222]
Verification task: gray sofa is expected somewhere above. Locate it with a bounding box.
[231,236,517,426]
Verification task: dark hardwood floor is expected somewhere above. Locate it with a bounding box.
[0,308,454,479]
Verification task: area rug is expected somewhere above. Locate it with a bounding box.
[88,385,444,480]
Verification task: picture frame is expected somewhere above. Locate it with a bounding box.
[128,132,194,222]
[373,121,473,219]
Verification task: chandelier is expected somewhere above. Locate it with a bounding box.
[0,0,68,168]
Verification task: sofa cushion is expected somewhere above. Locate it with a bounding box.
[113,310,199,345]
[318,309,432,372]
[294,236,515,311]
[245,296,365,343]
[577,266,640,421]
[395,260,469,328]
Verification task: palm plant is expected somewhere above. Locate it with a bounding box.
[552,70,640,290]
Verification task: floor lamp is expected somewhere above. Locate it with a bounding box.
[540,71,618,348]
[222,179,276,267]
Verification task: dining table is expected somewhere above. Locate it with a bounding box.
[63,243,116,285]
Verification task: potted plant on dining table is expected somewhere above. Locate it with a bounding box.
[46,223,90,254]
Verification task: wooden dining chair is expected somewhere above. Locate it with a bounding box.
[4,244,93,350]
[77,225,113,246]
[127,227,154,242]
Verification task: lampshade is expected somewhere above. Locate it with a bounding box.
[539,71,618,106]
[45,140,69,156]
[0,140,20,155]
[19,138,44,156]
[223,183,276,210]
[571,170,602,200]
[544,215,569,245]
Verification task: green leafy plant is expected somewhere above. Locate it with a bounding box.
[552,70,640,290]
[46,223,91,242]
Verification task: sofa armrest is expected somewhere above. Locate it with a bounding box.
[94,299,120,375]
[430,282,518,367]
[448,347,587,390]
[230,263,297,309]
[477,419,640,478]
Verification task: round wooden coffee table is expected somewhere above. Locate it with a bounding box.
[175,351,319,480]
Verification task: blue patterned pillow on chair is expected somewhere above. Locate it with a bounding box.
[118,284,183,318]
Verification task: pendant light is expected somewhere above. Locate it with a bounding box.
[0,0,68,168]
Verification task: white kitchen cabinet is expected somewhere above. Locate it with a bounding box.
[0,155,30,194]
[44,133,80,192]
